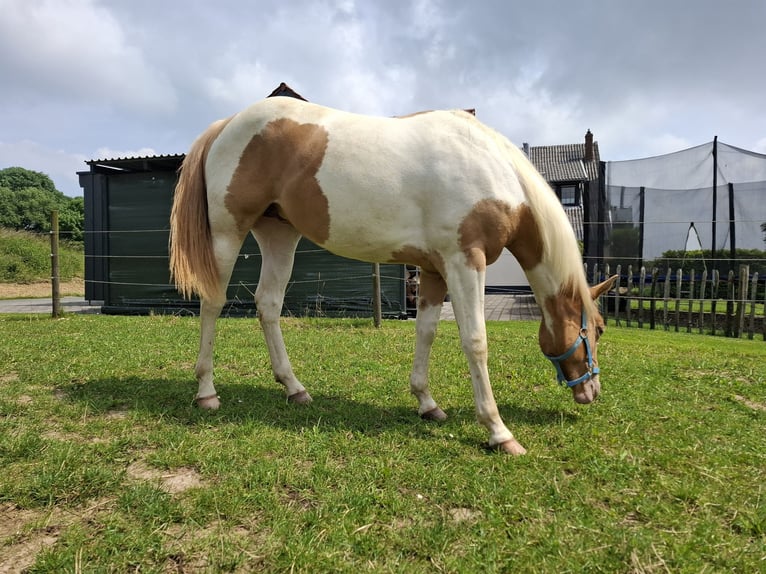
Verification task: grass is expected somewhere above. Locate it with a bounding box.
[1,315,764,572]
[0,228,83,283]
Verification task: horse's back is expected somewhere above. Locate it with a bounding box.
[205,97,527,262]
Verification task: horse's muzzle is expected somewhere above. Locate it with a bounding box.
[572,376,601,404]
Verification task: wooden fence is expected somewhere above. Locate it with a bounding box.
[588,264,765,340]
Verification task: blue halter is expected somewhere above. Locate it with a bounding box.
[544,309,598,388]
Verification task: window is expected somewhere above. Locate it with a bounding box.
[559,184,578,206]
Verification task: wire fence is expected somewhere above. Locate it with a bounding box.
[50,223,766,336]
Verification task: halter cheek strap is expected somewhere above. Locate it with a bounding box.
[543,309,599,388]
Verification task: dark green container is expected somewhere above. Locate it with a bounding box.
[79,157,406,318]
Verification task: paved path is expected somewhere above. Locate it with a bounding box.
[0,294,542,321]
[440,293,541,321]
[0,297,101,314]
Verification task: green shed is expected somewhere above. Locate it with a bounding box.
[78,154,408,317]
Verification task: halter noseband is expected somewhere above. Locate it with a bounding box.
[544,309,598,388]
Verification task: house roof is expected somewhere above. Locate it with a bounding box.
[529,138,600,183]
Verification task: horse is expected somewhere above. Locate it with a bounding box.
[169,96,617,455]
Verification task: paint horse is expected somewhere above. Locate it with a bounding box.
[170,97,617,455]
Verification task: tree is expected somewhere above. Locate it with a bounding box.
[0,167,59,196]
[762,221,766,245]
[60,197,85,241]
[0,186,60,232]
[0,167,84,241]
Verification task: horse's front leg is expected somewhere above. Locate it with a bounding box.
[446,262,526,455]
[410,270,448,421]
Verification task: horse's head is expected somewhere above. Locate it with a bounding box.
[538,276,618,404]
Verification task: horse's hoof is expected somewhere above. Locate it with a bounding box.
[288,390,312,405]
[491,438,527,455]
[196,394,220,410]
[420,407,447,421]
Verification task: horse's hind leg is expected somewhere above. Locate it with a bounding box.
[410,270,448,421]
[195,232,244,409]
[252,218,311,403]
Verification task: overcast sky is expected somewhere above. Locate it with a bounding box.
[1,0,764,197]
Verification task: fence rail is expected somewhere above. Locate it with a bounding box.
[588,263,765,340]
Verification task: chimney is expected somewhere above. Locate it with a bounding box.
[522,142,530,156]
[584,130,594,162]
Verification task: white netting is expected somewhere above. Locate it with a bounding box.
[604,141,766,265]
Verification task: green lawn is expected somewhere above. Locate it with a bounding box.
[1,315,764,572]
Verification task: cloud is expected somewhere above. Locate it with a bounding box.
[0,0,765,191]
[0,140,87,196]
[0,0,176,113]
[93,146,159,161]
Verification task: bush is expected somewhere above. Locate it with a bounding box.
[0,229,84,283]
[645,249,766,277]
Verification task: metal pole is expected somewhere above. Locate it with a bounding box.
[372,263,382,328]
[711,136,718,272]
[728,182,736,272]
[50,210,62,318]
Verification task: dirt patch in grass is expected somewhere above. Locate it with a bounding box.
[126,461,205,494]
[734,394,766,412]
[0,280,84,299]
[0,527,59,574]
[0,499,114,573]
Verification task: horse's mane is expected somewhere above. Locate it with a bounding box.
[492,127,597,316]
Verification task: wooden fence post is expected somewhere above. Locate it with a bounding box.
[638,267,646,329]
[726,270,735,337]
[687,270,695,333]
[372,263,382,328]
[762,274,766,342]
[748,272,758,340]
[650,267,658,330]
[50,211,62,318]
[711,270,720,336]
[625,265,633,327]
[614,265,622,327]
[603,263,611,322]
[736,265,749,338]
[698,269,707,335]
[663,267,671,330]
[674,268,682,332]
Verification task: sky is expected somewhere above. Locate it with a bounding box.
[1,0,765,197]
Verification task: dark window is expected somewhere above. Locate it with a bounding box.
[559,184,578,206]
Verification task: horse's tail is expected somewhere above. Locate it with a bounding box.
[169,117,231,301]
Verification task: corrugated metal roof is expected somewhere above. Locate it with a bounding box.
[85,154,184,173]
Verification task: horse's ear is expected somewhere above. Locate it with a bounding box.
[590,275,619,301]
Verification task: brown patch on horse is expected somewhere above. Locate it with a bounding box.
[417,270,448,309]
[538,294,580,358]
[224,118,331,243]
[388,246,446,276]
[458,200,543,271]
[538,290,605,382]
[388,247,447,307]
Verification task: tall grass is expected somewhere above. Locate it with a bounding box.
[0,228,84,282]
[0,316,763,572]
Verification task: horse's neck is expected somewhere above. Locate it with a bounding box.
[523,263,564,311]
